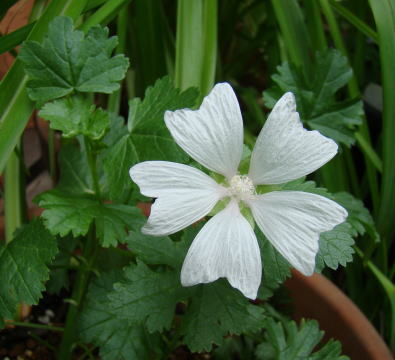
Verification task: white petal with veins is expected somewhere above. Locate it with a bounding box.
[130,161,226,236]
[181,200,262,299]
[165,83,243,179]
[248,92,338,185]
[247,191,348,276]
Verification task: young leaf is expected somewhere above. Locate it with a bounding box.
[109,260,185,333]
[0,219,58,326]
[19,16,129,103]
[103,76,199,201]
[37,190,144,247]
[264,49,362,146]
[316,223,355,272]
[180,280,265,352]
[79,271,161,360]
[256,318,348,360]
[39,95,109,140]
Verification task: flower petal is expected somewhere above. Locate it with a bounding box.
[247,191,347,276]
[248,92,338,185]
[130,161,226,236]
[181,200,262,299]
[165,83,243,179]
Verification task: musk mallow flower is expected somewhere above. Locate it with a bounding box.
[129,83,348,299]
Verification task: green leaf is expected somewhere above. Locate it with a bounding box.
[19,16,129,103]
[181,280,265,352]
[308,100,364,147]
[109,260,185,332]
[256,228,291,298]
[39,95,109,140]
[316,222,355,272]
[264,49,362,146]
[46,235,77,294]
[128,76,198,132]
[79,271,161,360]
[126,231,188,268]
[0,219,58,326]
[103,134,138,200]
[333,191,379,242]
[95,204,145,247]
[37,190,143,247]
[256,318,348,360]
[56,144,93,195]
[103,76,198,201]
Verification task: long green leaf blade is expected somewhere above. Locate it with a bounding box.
[369,0,395,242]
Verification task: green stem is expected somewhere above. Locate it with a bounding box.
[57,228,98,360]
[58,137,101,360]
[8,320,64,332]
[356,247,395,349]
[84,138,101,198]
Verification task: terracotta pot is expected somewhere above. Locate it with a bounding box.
[285,270,393,360]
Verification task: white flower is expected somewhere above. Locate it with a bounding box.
[129,83,348,299]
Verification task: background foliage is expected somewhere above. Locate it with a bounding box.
[0,0,393,359]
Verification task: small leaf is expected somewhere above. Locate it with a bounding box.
[316,222,355,272]
[39,95,109,140]
[109,260,185,332]
[79,271,161,360]
[181,280,265,352]
[19,16,128,103]
[0,219,58,325]
[256,318,348,360]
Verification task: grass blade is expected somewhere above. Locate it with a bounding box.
[369,0,395,241]
[175,0,217,98]
[0,23,34,55]
[329,0,378,43]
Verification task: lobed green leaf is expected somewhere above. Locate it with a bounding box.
[256,318,348,360]
[264,49,362,146]
[19,16,129,103]
[79,271,161,360]
[0,219,58,326]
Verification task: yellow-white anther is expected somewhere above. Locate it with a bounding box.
[228,175,255,200]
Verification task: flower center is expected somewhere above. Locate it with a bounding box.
[228,175,255,200]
